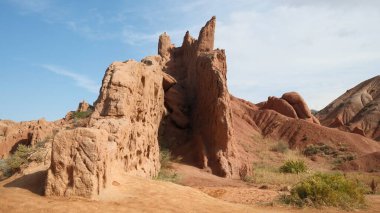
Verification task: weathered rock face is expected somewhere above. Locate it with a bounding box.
[0,119,57,158]
[46,60,165,198]
[91,61,164,178]
[45,128,111,197]
[260,92,320,125]
[158,16,241,178]
[317,75,380,141]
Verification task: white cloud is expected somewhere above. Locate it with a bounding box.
[213,0,380,109]
[41,64,99,93]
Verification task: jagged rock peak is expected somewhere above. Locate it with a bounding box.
[197,16,216,52]
[77,100,90,112]
[158,32,174,60]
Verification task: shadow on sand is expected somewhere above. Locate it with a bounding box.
[4,170,47,196]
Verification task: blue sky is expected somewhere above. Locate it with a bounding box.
[1,0,379,121]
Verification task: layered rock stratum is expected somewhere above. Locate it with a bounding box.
[317,76,380,141]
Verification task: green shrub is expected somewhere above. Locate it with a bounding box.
[0,159,11,179]
[279,160,307,174]
[7,144,34,172]
[303,144,335,156]
[0,144,36,179]
[270,141,289,153]
[71,109,93,119]
[282,173,366,209]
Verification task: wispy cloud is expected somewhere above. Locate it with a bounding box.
[65,21,119,41]
[41,64,99,93]
[8,0,51,13]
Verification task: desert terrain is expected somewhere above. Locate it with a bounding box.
[1,17,379,213]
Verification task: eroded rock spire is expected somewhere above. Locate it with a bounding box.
[197,16,216,52]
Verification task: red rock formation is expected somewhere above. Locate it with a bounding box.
[45,17,245,199]
[317,75,380,141]
[232,97,380,155]
[260,92,320,125]
[158,17,242,178]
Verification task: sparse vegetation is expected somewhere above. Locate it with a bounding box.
[154,149,180,183]
[71,109,93,119]
[279,160,307,174]
[0,137,51,180]
[282,173,366,210]
[159,149,171,169]
[303,144,336,156]
[333,153,356,166]
[0,144,34,178]
[303,143,356,167]
[346,172,380,195]
[155,169,180,183]
[242,162,311,186]
[270,141,289,153]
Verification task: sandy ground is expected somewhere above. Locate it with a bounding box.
[1,165,379,213]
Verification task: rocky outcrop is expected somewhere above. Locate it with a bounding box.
[46,60,165,198]
[0,119,57,158]
[158,16,241,178]
[77,101,91,112]
[317,75,380,141]
[260,92,320,125]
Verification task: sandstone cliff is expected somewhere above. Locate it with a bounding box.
[46,60,165,198]
[157,17,242,178]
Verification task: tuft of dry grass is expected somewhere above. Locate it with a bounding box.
[344,172,380,195]
[244,163,312,186]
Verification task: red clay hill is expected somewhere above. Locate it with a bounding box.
[316,75,380,141]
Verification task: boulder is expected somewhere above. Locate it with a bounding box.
[259,92,320,125]
[282,92,313,119]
